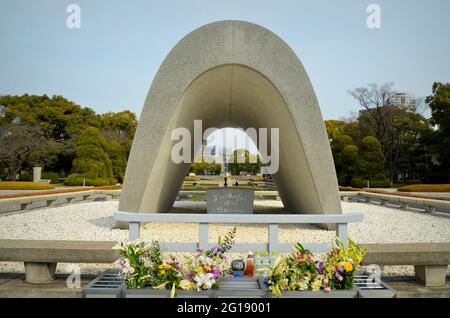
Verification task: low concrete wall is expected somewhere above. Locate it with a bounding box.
[0,189,121,214]
[353,192,450,215]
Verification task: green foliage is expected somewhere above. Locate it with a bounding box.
[228,149,261,176]
[268,239,366,297]
[114,240,164,289]
[348,83,442,185]
[351,177,390,188]
[0,181,54,190]
[184,176,200,181]
[189,158,221,176]
[326,238,367,291]
[64,174,113,187]
[350,177,365,188]
[338,144,359,186]
[354,136,387,183]
[325,120,346,140]
[325,120,361,144]
[106,140,127,183]
[41,172,59,184]
[425,82,450,182]
[427,82,450,130]
[17,173,33,181]
[0,122,47,180]
[100,110,137,158]
[0,94,99,140]
[331,135,358,186]
[0,95,136,183]
[216,227,237,254]
[65,127,115,186]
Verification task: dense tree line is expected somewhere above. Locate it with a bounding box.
[328,82,450,187]
[228,149,261,176]
[189,160,222,176]
[0,82,448,187]
[0,94,136,185]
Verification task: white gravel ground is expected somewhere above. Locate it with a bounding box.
[0,200,449,276]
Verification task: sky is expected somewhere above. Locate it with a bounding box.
[1,0,449,152]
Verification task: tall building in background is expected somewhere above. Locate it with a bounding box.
[359,90,417,117]
[385,91,416,109]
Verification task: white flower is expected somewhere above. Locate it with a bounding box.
[141,255,152,267]
[311,279,322,292]
[298,280,309,291]
[120,258,134,275]
[194,273,215,290]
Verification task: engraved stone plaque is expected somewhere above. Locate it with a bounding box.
[206,188,255,214]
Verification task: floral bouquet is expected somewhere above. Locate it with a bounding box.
[180,227,236,291]
[325,238,367,290]
[268,239,367,297]
[114,240,163,289]
[268,243,330,297]
[153,255,183,297]
[113,227,236,297]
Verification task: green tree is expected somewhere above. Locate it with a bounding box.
[325,120,346,141]
[352,136,388,187]
[0,94,101,176]
[229,149,261,176]
[425,82,450,182]
[106,140,127,182]
[0,95,139,180]
[349,83,434,185]
[100,110,137,157]
[0,123,46,180]
[330,135,353,177]
[65,127,115,186]
[329,134,359,186]
[0,94,99,140]
[339,144,359,186]
[189,156,221,175]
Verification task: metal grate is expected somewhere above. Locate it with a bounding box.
[83,269,124,298]
[83,270,396,298]
[354,275,396,298]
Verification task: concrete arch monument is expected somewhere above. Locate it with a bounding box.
[119,20,342,216]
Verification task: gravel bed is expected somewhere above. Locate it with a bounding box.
[0,200,449,276]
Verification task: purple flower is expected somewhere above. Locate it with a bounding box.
[211,269,221,278]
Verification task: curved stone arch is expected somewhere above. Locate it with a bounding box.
[119,20,342,216]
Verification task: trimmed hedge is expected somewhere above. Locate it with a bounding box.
[398,184,450,193]
[41,172,60,184]
[94,185,122,190]
[0,182,55,190]
[185,177,200,182]
[64,174,114,187]
[351,177,390,188]
[339,186,362,191]
[64,127,115,187]
[18,173,33,182]
[182,184,219,190]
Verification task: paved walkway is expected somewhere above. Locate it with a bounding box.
[0,273,448,298]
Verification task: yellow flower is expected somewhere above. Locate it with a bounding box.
[343,262,353,272]
[160,269,166,275]
[159,263,171,271]
[180,280,195,291]
[196,266,205,274]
